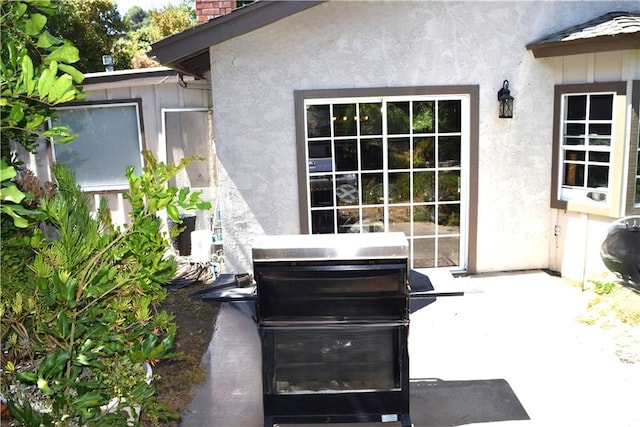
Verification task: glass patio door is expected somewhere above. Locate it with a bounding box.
[305,95,469,270]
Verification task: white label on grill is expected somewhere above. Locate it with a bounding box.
[381,414,398,422]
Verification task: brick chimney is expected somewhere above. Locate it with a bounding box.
[196,0,237,23]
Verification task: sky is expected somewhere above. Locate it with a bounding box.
[114,0,185,15]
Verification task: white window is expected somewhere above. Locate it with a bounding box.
[551,83,627,217]
[302,94,470,270]
[559,92,615,203]
[53,100,145,191]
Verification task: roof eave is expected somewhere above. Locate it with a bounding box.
[149,0,325,77]
[527,32,640,58]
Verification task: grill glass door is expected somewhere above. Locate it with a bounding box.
[255,262,408,321]
[261,325,404,395]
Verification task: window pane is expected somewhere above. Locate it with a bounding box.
[438,171,460,201]
[438,204,460,229]
[359,103,382,135]
[564,137,584,146]
[587,165,608,188]
[337,208,359,233]
[388,138,410,169]
[335,174,359,206]
[413,237,435,268]
[588,136,610,146]
[362,173,383,204]
[308,140,332,172]
[413,171,435,202]
[351,207,384,233]
[310,175,333,207]
[589,94,613,120]
[565,150,585,161]
[389,206,411,234]
[55,104,141,189]
[438,136,461,167]
[335,140,357,171]
[413,206,435,234]
[360,138,383,170]
[307,105,330,137]
[312,210,334,234]
[389,172,410,203]
[438,100,461,133]
[589,123,611,136]
[438,236,459,266]
[566,123,585,136]
[563,163,584,186]
[566,95,587,120]
[413,137,435,168]
[589,152,609,163]
[387,102,410,134]
[413,101,435,133]
[334,104,357,136]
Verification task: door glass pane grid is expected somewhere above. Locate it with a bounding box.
[409,99,461,268]
[561,93,614,194]
[306,96,465,269]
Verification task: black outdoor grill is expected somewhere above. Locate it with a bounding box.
[253,232,411,426]
[200,232,456,426]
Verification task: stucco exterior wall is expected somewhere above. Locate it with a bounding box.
[209,0,638,274]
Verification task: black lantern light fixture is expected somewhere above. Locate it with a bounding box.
[497,80,514,118]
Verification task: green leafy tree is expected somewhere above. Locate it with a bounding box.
[1,154,210,425]
[115,1,195,69]
[1,0,85,229]
[124,5,149,31]
[46,0,127,73]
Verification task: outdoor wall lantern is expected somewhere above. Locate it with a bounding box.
[497,80,514,118]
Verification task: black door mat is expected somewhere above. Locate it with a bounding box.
[410,378,530,426]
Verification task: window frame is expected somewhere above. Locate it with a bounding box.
[52,99,146,192]
[551,82,627,217]
[625,80,640,215]
[294,86,479,272]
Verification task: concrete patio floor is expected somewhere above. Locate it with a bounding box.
[180,270,640,427]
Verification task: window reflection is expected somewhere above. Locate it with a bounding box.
[388,172,410,203]
[361,139,383,170]
[310,175,333,207]
[438,204,460,229]
[413,137,435,168]
[438,171,460,201]
[311,210,334,234]
[566,95,587,120]
[413,171,435,202]
[359,103,382,135]
[387,102,410,134]
[589,94,613,120]
[335,174,359,206]
[335,140,358,171]
[362,173,383,205]
[389,206,411,234]
[307,105,330,138]
[438,236,460,266]
[334,104,357,136]
[438,136,461,167]
[413,101,435,133]
[438,100,461,133]
[388,138,410,169]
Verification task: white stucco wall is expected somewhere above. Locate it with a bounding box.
[209,0,639,274]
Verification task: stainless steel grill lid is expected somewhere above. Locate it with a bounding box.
[252,232,409,262]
